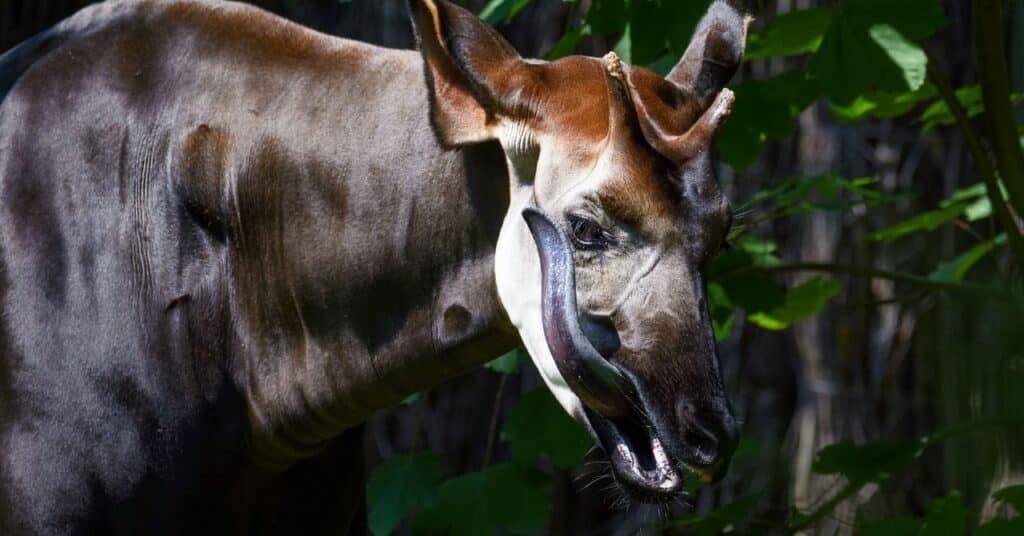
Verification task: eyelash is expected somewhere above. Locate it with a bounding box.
[567,215,613,250]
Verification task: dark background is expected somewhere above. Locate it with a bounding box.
[3,1,1022,534]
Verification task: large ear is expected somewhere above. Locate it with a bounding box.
[409,0,537,147]
[666,0,748,103]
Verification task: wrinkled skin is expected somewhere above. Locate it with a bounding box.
[0,0,745,531]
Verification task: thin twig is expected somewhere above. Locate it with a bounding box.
[714,261,1002,295]
[481,373,508,469]
[410,389,430,453]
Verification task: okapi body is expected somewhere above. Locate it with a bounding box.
[0,0,747,533]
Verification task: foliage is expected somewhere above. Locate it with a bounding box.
[367,384,590,534]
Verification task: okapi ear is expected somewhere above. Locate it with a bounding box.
[666,0,749,103]
[409,0,536,147]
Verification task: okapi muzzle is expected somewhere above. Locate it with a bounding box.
[523,206,740,498]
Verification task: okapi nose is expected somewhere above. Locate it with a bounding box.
[676,399,740,478]
[579,312,621,358]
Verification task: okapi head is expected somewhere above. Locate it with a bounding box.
[411,0,746,501]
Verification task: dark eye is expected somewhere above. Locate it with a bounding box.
[568,215,611,250]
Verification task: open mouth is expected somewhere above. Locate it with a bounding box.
[583,406,682,502]
[583,405,724,503]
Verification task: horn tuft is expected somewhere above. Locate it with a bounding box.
[603,51,625,81]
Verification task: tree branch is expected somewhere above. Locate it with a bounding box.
[926,52,1024,266]
[974,0,1024,215]
[716,262,1002,295]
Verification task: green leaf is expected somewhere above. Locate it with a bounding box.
[501,388,592,468]
[918,85,1024,131]
[485,347,522,374]
[717,70,819,168]
[866,202,969,242]
[571,0,710,73]
[810,0,945,104]
[367,453,442,536]
[829,84,937,123]
[919,491,967,536]
[707,282,735,342]
[663,0,713,56]
[750,175,895,215]
[401,392,420,405]
[812,439,922,483]
[584,0,628,36]
[860,516,924,536]
[919,85,982,130]
[867,24,928,91]
[413,463,551,536]
[646,53,678,77]
[745,8,833,61]
[747,276,841,330]
[479,0,531,25]
[992,484,1024,515]
[928,234,1005,283]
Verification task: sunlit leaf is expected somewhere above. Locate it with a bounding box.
[965,196,992,221]
[707,282,735,342]
[501,387,592,468]
[928,234,1005,283]
[401,392,420,405]
[745,8,833,61]
[866,203,969,242]
[748,277,841,330]
[810,0,945,104]
[867,24,927,91]
[829,84,937,122]
[612,22,633,63]
[367,453,442,536]
[485,347,522,374]
[918,85,1024,131]
[812,439,922,483]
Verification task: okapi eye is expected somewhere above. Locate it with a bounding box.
[568,215,611,250]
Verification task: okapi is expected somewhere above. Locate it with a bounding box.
[0,0,746,532]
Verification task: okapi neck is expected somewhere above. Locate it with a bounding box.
[221,138,520,472]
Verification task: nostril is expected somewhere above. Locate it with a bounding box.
[677,399,696,419]
[683,424,720,466]
[677,401,741,467]
[579,312,620,358]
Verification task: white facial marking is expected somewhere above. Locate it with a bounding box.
[494,184,585,422]
[493,124,621,424]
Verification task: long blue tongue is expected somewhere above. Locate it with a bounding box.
[522,207,637,418]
